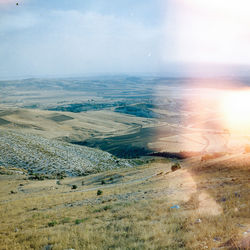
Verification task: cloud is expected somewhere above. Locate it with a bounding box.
[0,12,37,32]
[1,0,249,78]
[0,9,163,76]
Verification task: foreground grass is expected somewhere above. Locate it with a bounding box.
[0,157,249,249]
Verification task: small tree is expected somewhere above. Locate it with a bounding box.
[171,162,181,172]
[48,221,57,227]
[97,190,103,196]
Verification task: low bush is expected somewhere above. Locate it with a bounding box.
[171,163,181,172]
[97,190,103,196]
[75,219,84,225]
[28,173,46,180]
[48,221,57,227]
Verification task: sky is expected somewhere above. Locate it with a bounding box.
[0,0,250,78]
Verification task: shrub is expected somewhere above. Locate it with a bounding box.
[171,162,181,172]
[48,221,57,227]
[54,171,66,179]
[97,190,103,196]
[101,180,106,185]
[94,205,112,213]
[72,185,78,190]
[103,205,111,211]
[75,219,84,225]
[28,173,46,180]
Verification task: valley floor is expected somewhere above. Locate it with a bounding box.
[0,155,249,249]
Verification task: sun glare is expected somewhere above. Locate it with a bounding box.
[169,0,250,65]
[221,90,250,134]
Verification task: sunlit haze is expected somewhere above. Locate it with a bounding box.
[165,0,250,68]
[221,89,250,134]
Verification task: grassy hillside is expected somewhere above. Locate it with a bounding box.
[0,155,249,249]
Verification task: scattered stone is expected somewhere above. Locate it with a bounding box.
[195,218,202,224]
[234,192,240,198]
[170,205,180,209]
[236,223,245,228]
[43,245,53,250]
[219,197,227,202]
[213,237,221,242]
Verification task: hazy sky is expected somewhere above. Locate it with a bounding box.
[0,0,250,78]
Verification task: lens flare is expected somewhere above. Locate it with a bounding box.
[220,89,250,134]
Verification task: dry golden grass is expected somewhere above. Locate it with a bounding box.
[0,156,249,250]
[0,108,158,141]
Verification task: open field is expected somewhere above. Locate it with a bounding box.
[1,78,250,159]
[0,155,249,249]
[0,108,158,141]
